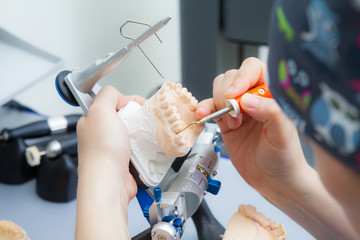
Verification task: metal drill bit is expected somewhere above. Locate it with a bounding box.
[179,105,234,133]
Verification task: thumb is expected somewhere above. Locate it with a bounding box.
[240,93,286,129]
[240,93,299,149]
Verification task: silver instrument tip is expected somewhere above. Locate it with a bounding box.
[162,16,172,25]
[178,105,234,133]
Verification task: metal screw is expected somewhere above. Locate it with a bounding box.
[157,234,166,240]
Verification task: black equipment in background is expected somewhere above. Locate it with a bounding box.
[36,154,78,202]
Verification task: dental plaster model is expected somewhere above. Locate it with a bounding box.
[223,204,287,240]
[119,82,203,186]
[0,220,30,240]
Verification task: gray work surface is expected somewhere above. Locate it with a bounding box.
[0,159,314,239]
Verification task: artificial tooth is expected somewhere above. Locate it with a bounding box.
[159,101,169,109]
[174,83,182,93]
[175,134,185,146]
[158,92,166,101]
[165,82,173,90]
[168,113,180,123]
[164,106,176,116]
[171,120,185,133]
[179,88,188,99]
[188,97,198,111]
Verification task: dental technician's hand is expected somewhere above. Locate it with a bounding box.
[76,86,146,240]
[196,58,310,198]
[197,57,360,240]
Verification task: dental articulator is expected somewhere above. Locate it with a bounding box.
[55,17,224,240]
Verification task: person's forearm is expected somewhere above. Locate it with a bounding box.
[75,158,131,240]
[260,165,358,240]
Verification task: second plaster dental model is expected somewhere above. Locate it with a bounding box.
[0,220,30,240]
[118,82,203,187]
[223,204,287,240]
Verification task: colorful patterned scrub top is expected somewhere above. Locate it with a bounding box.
[267,0,360,172]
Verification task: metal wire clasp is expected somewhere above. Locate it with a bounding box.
[120,20,165,78]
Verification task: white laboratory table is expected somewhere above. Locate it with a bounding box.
[0,158,315,240]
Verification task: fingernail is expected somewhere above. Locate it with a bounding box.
[225,113,242,129]
[224,86,234,96]
[196,107,206,118]
[241,93,259,109]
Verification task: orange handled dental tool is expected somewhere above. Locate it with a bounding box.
[178,83,272,133]
[225,83,272,117]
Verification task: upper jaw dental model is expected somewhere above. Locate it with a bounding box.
[118,82,204,187]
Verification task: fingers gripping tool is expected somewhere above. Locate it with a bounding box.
[180,83,272,132]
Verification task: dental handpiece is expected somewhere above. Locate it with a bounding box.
[180,84,272,132]
[0,114,81,141]
[25,133,78,167]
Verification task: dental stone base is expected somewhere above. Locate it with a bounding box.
[118,82,203,187]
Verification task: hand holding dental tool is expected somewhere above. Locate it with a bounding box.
[179,84,272,133]
[0,114,81,141]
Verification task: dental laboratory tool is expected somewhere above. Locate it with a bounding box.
[56,16,171,113]
[0,114,81,141]
[55,17,224,239]
[135,123,222,240]
[179,83,272,133]
[25,133,78,167]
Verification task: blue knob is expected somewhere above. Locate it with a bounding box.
[143,205,150,218]
[214,145,220,153]
[207,179,221,195]
[154,187,161,201]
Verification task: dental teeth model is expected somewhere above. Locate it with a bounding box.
[223,204,287,240]
[118,82,203,187]
[0,220,30,240]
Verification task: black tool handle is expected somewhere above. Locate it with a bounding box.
[0,114,81,141]
[1,120,51,141]
[58,133,78,156]
[64,114,81,131]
